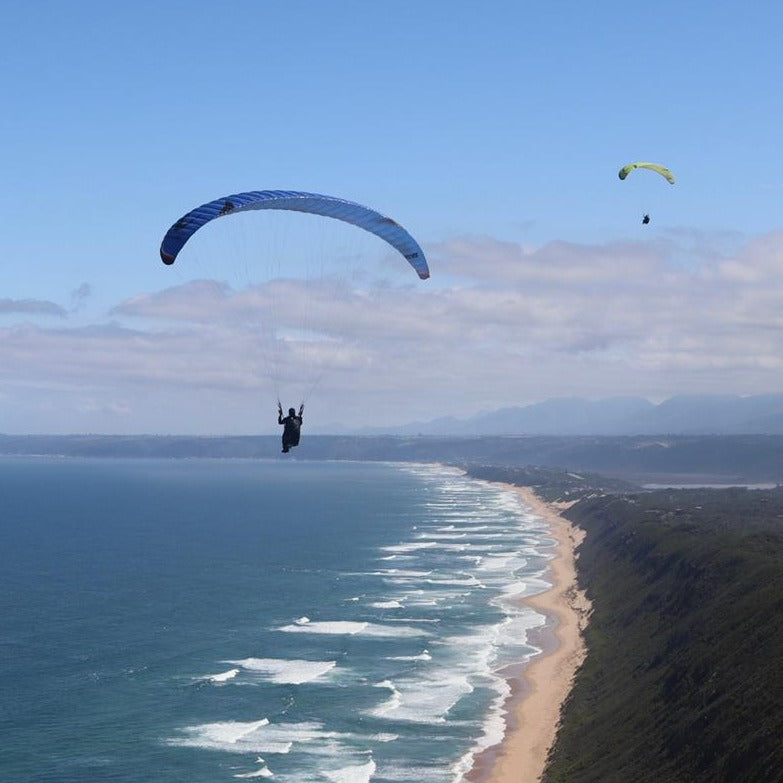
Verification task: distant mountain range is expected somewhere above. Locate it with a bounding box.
[352,394,783,436]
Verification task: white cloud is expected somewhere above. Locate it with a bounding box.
[0,297,66,317]
[3,231,783,433]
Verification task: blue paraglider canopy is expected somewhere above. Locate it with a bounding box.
[160,190,429,280]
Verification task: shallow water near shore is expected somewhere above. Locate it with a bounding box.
[1,457,555,782]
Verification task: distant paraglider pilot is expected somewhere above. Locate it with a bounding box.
[278,403,304,453]
[642,213,650,225]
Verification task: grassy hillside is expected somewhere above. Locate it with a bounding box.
[542,488,783,783]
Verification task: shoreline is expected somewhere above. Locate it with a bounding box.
[467,483,591,783]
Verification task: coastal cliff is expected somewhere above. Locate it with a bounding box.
[543,487,783,782]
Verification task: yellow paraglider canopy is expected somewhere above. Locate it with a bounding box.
[618,162,675,184]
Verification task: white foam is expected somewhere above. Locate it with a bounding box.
[168,718,293,754]
[168,719,332,755]
[201,668,240,683]
[370,600,403,609]
[452,751,477,783]
[276,620,427,638]
[208,718,269,743]
[451,675,513,783]
[374,764,451,782]
[417,531,468,540]
[403,590,448,606]
[234,764,274,778]
[367,668,474,724]
[362,623,429,638]
[496,580,530,600]
[372,618,527,728]
[276,620,368,635]
[387,649,432,661]
[477,552,524,567]
[425,575,482,587]
[423,542,472,553]
[372,680,402,715]
[368,648,486,724]
[226,658,336,684]
[381,541,438,553]
[324,759,376,783]
[462,532,509,539]
[492,610,547,656]
[372,568,432,578]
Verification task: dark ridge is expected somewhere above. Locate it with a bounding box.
[2,434,782,486]
[540,487,783,783]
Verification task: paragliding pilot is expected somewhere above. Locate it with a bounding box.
[642,214,650,225]
[278,402,304,454]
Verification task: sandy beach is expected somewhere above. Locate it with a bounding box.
[467,484,591,783]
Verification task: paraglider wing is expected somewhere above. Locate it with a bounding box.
[160,190,430,279]
[618,162,675,185]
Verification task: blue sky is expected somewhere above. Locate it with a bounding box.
[2,1,783,433]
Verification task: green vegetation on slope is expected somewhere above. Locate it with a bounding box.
[543,488,783,783]
[463,464,638,502]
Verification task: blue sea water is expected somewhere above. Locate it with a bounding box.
[0,458,554,783]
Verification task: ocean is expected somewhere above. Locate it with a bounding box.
[0,457,555,783]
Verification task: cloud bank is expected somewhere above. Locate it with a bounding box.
[3,230,783,433]
[0,297,67,317]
